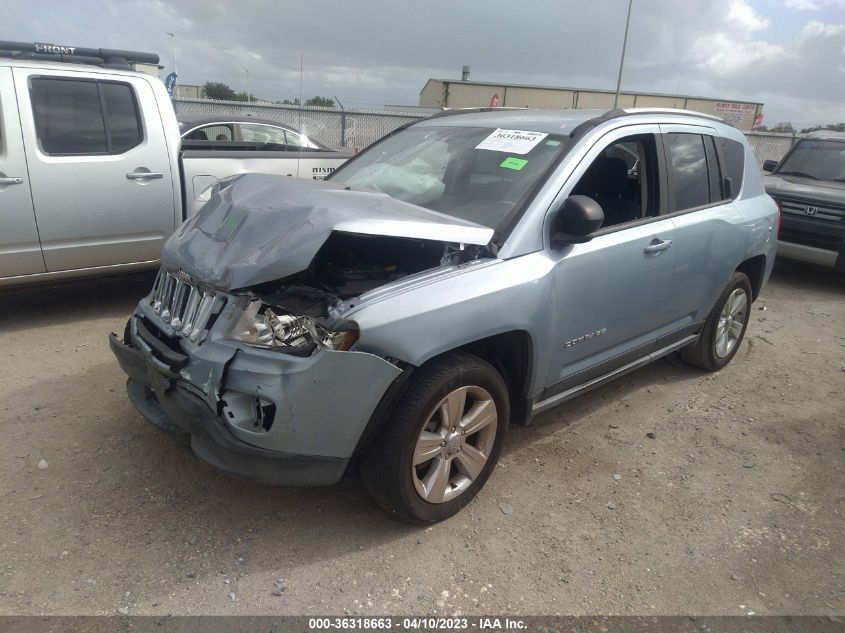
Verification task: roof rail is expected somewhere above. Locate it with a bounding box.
[568,106,726,141]
[0,41,159,69]
[621,107,724,122]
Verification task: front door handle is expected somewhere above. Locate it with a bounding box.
[126,171,164,181]
[0,176,24,185]
[644,238,673,254]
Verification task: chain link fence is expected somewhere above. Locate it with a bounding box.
[173,99,802,167]
[172,98,421,150]
[743,131,800,167]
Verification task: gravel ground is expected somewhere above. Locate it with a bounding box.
[0,260,842,616]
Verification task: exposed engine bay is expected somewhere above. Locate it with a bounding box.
[227,231,489,357]
[250,231,486,318]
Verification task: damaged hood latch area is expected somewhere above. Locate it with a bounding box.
[161,173,494,291]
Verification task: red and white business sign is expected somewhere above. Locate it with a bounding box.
[714,102,756,124]
[714,102,756,114]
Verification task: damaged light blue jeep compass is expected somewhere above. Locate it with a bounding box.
[111,108,778,523]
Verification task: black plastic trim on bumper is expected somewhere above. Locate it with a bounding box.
[109,327,348,487]
[134,317,189,369]
[778,214,845,270]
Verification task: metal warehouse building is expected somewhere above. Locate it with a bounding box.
[419,78,763,130]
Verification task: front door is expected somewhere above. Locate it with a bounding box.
[544,125,677,397]
[13,68,176,272]
[0,66,44,278]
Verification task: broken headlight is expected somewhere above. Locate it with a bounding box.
[228,301,358,355]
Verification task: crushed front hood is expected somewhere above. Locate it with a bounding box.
[161,173,494,290]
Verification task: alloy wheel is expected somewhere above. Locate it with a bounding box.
[411,386,498,504]
[714,288,748,359]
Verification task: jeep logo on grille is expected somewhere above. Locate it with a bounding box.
[804,206,818,216]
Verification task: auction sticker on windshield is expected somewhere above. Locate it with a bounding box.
[476,128,549,154]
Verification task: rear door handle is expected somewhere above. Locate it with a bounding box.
[0,176,24,185]
[127,171,164,181]
[644,238,672,254]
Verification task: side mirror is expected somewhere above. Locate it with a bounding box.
[552,195,604,246]
[762,159,778,173]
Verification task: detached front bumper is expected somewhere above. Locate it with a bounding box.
[109,314,402,486]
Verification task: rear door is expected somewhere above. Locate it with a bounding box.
[12,68,176,272]
[0,66,45,277]
[659,126,746,332]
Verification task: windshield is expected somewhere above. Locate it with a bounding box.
[329,125,570,229]
[777,139,845,182]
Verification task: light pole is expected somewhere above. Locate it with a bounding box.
[614,0,633,109]
[164,32,178,77]
[245,67,251,103]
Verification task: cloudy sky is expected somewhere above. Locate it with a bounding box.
[8,0,845,128]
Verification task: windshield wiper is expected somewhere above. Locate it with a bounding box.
[777,170,819,180]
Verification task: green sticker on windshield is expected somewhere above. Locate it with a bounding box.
[500,157,528,171]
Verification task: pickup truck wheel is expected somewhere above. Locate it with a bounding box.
[361,352,509,523]
[680,271,752,371]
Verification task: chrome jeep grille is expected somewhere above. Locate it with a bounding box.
[779,197,845,223]
[148,269,223,342]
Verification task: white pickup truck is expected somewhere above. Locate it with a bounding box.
[0,42,352,287]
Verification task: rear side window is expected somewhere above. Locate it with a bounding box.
[30,78,142,155]
[240,123,287,145]
[717,137,745,198]
[665,133,710,211]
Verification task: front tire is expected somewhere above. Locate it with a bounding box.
[361,352,509,523]
[681,271,752,371]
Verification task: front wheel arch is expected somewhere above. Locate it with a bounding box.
[353,328,535,458]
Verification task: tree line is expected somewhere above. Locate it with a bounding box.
[202,82,334,107]
[756,122,845,134]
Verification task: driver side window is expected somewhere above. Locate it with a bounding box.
[571,134,660,229]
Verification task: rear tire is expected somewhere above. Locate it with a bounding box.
[680,271,752,371]
[361,352,509,523]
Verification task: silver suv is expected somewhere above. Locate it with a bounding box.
[111,108,778,523]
